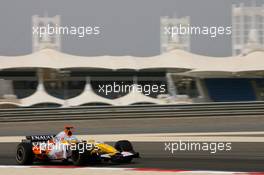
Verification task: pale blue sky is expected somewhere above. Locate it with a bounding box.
[0,0,262,56]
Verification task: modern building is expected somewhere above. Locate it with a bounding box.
[232,2,264,55]
[160,16,190,53]
[1,9,264,108]
[32,14,61,52]
[0,47,264,108]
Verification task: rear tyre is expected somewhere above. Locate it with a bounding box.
[16,142,33,165]
[71,143,89,166]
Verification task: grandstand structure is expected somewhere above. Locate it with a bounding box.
[0,3,264,108]
[0,46,264,108]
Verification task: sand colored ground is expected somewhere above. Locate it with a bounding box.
[0,167,251,175]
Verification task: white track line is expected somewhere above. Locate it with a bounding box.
[1,132,264,143]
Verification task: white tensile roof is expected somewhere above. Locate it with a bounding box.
[0,48,263,73]
[0,49,192,71]
[20,83,64,107]
[67,82,115,106]
[11,83,165,107]
[114,84,163,105]
[1,49,264,107]
[67,83,164,106]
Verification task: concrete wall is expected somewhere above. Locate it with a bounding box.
[0,79,14,98]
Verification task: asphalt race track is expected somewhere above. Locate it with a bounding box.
[0,142,264,171]
[0,115,264,136]
[0,115,264,171]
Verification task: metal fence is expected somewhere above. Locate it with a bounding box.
[0,101,264,122]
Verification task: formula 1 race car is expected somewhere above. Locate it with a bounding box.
[16,135,140,166]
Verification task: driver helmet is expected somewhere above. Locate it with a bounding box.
[64,125,74,137]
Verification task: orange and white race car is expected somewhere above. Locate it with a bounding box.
[16,134,140,166]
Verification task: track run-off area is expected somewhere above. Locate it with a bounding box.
[0,115,264,174]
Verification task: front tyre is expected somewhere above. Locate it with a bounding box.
[114,140,134,163]
[16,142,33,165]
[115,140,134,152]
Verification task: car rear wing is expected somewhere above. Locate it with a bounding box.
[26,135,56,142]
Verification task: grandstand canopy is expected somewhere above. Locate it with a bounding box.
[0,49,264,76]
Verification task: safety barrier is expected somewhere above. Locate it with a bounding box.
[0,101,264,122]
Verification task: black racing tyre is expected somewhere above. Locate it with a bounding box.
[114,140,134,152]
[71,143,89,166]
[16,142,33,165]
[114,140,135,163]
